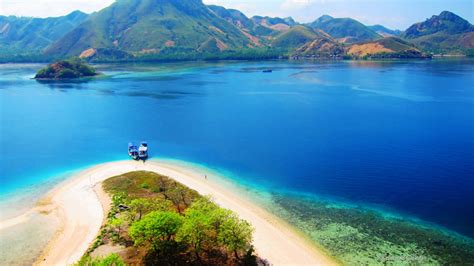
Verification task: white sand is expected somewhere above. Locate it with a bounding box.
[1,160,336,265]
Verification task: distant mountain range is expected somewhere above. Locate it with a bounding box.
[0,0,473,61]
[368,25,402,37]
[0,11,88,54]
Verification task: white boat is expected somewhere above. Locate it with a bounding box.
[139,141,148,159]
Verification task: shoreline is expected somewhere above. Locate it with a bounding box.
[1,160,337,265]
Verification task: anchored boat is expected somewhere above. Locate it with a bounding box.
[128,142,139,160]
[139,141,148,159]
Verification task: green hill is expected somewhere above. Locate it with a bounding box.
[368,25,401,37]
[207,5,274,43]
[251,15,297,31]
[309,16,381,43]
[401,11,474,55]
[0,11,88,54]
[271,25,319,49]
[45,0,252,57]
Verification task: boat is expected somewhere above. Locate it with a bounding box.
[139,141,148,159]
[128,142,139,160]
[262,69,272,73]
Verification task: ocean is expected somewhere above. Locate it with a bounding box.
[1,60,473,264]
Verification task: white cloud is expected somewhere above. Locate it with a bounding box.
[280,0,335,10]
[0,0,114,17]
[281,0,314,10]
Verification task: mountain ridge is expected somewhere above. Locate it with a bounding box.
[0,10,88,54]
[309,16,381,43]
[401,11,474,54]
[1,2,473,61]
[45,0,253,56]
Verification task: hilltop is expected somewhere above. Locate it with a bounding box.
[401,11,474,54]
[309,15,381,43]
[251,16,297,31]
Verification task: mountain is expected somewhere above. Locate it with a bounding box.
[271,25,344,58]
[251,16,297,31]
[271,25,319,49]
[401,11,474,54]
[368,25,401,37]
[311,15,333,25]
[347,37,429,58]
[292,30,344,58]
[2,4,472,60]
[45,0,254,57]
[207,5,274,41]
[309,15,381,43]
[0,11,88,54]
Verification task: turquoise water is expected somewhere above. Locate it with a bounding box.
[1,60,473,263]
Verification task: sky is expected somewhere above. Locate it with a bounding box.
[0,0,472,30]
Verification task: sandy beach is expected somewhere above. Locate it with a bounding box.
[0,160,336,265]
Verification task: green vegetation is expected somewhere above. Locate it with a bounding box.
[118,47,286,63]
[207,5,276,40]
[84,171,257,265]
[272,25,320,49]
[269,193,474,265]
[34,58,97,79]
[45,0,252,57]
[309,16,381,43]
[402,11,474,55]
[76,253,125,266]
[3,0,473,61]
[130,211,183,248]
[0,11,88,53]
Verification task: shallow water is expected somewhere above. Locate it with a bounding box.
[0,213,59,265]
[1,60,473,263]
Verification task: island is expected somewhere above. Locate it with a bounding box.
[34,59,98,79]
[28,161,335,265]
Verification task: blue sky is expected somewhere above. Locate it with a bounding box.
[0,0,472,30]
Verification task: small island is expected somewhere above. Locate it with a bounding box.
[34,59,98,80]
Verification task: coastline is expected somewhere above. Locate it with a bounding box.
[1,160,337,265]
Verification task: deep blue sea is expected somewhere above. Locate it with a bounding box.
[1,60,473,250]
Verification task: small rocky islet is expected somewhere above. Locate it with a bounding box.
[34,59,98,80]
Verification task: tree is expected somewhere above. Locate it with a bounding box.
[111,192,127,208]
[176,197,218,261]
[109,217,126,236]
[217,211,254,259]
[129,198,174,221]
[129,211,183,250]
[129,198,154,221]
[165,184,191,214]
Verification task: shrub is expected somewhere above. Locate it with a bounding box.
[75,253,125,266]
[129,211,183,249]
